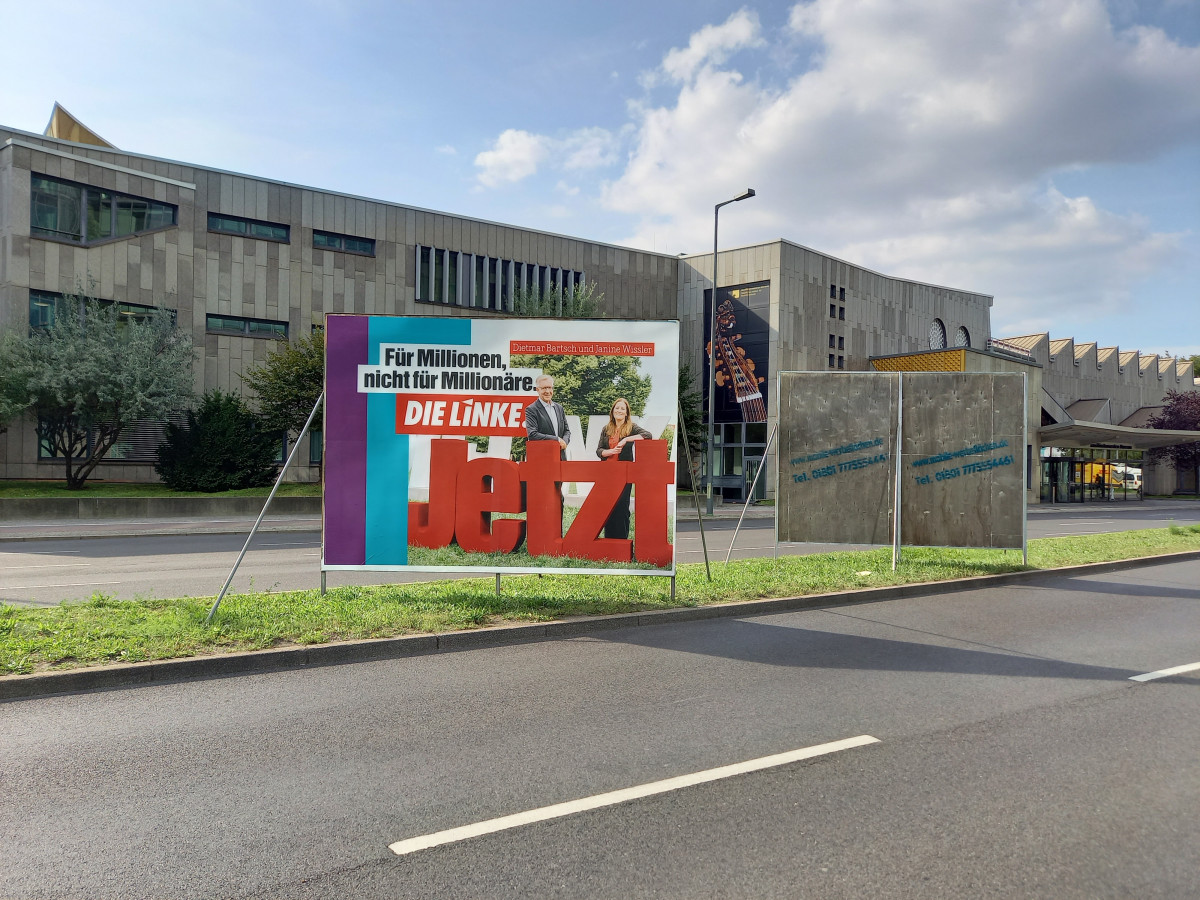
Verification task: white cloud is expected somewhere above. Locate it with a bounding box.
[435,144,456,155]
[597,0,1199,335]
[562,127,621,170]
[474,130,549,187]
[661,8,764,83]
[474,126,622,187]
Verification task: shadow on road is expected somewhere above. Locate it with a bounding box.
[605,618,1138,681]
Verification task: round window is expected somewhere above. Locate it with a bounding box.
[929,318,947,350]
[954,326,970,348]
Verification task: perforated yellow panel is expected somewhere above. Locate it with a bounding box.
[871,350,965,372]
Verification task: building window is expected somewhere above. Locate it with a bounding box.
[929,318,947,349]
[838,336,844,351]
[30,174,176,245]
[207,213,289,243]
[839,287,846,301]
[313,230,375,256]
[828,354,836,368]
[415,244,584,312]
[206,314,288,339]
[29,290,162,331]
[954,325,971,348]
[309,429,323,465]
[837,356,844,369]
[838,306,845,320]
[39,412,185,462]
[829,284,837,299]
[829,303,837,318]
[828,334,836,349]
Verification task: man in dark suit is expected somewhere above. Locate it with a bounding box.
[523,374,571,546]
[525,374,570,459]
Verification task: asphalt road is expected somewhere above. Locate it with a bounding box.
[2,501,1197,607]
[2,558,1197,898]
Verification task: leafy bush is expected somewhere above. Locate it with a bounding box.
[156,390,279,491]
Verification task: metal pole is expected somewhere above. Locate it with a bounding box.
[726,422,777,564]
[706,189,756,516]
[1022,373,1029,567]
[678,401,712,582]
[206,391,324,625]
[893,374,903,572]
[707,206,720,516]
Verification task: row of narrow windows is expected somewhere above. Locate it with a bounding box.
[31,175,374,257]
[415,244,584,311]
[28,290,286,340]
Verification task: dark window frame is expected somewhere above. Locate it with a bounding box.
[29,289,167,332]
[313,229,375,257]
[206,313,289,339]
[30,173,177,246]
[207,212,290,244]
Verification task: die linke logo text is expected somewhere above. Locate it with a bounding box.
[409,440,675,567]
[395,393,529,437]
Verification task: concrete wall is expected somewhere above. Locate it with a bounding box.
[1002,332,1196,425]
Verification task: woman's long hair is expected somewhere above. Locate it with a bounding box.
[607,397,635,441]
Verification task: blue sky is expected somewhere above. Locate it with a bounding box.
[2,0,1196,357]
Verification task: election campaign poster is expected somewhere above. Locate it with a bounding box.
[323,315,680,575]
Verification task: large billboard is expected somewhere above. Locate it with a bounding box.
[703,281,770,424]
[323,315,679,575]
[776,372,1025,551]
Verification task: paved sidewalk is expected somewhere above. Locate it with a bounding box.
[0,500,775,542]
[0,514,322,542]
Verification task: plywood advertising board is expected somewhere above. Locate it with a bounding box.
[323,315,679,575]
[899,372,1025,549]
[776,371,1025,551]
[777,372,898,545]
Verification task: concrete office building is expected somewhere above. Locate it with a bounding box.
[1,108,1195,500]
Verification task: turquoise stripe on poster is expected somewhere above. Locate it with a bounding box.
[364,317,472,565]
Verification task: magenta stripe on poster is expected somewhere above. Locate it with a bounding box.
[323,315,368,564]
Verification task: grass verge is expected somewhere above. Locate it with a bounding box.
[2,525,1199,676]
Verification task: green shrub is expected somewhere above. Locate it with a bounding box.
[156,390,279,491]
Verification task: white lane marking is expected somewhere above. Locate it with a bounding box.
[389,734,880,856]
[2,581,123,590]
[1130,662,1200,682]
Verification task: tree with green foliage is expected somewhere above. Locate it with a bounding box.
[155,390,280,491]
[1147,389,1200,484]
[0,294,193,489]
[240,330,325,438]
[510,279,602,317]
[676,359,704,488]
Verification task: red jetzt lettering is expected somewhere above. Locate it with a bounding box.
[407,438,674,566]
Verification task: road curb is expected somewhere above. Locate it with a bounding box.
[4,549,1199,702]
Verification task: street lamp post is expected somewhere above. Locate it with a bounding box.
[706,188,756,515]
